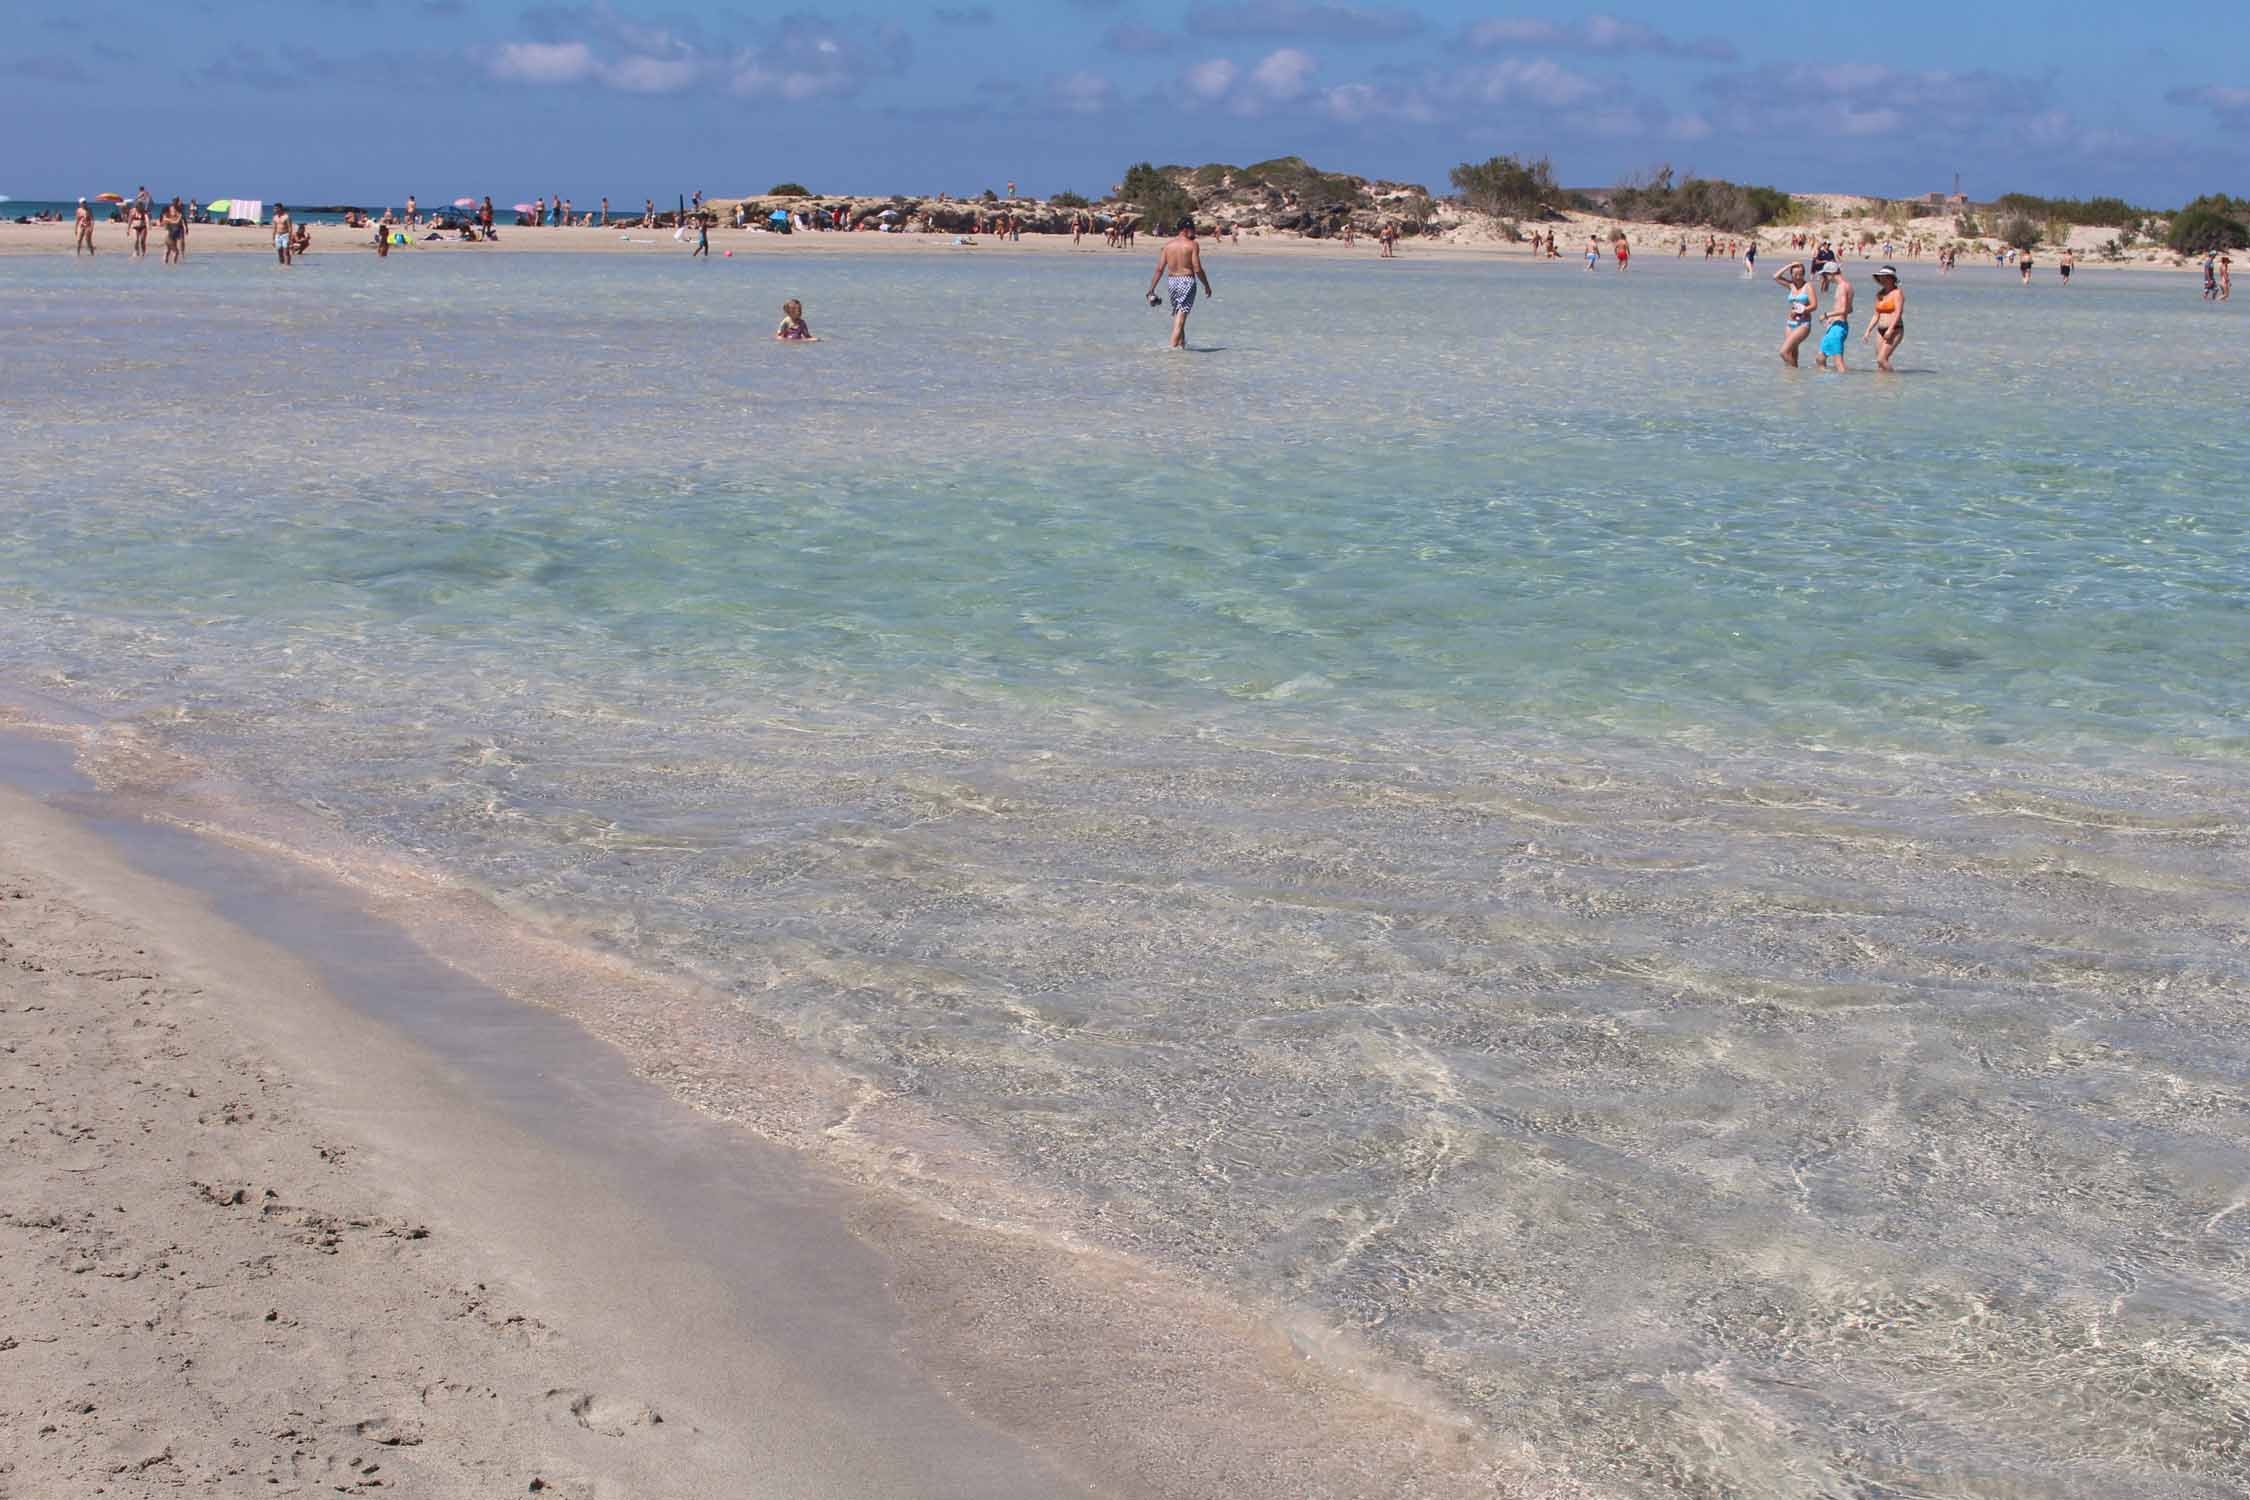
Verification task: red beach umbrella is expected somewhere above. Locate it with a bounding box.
[453,198,476,208]
[512,202,536,214]
[95,192,125,203]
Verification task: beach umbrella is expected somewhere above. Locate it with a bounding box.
[769,208,790,221]
[96,192,125,203]
[453,197,476,208]
[205,199,232,215]
[512,202,535,214]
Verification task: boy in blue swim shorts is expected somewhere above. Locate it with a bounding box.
[1816,263,1853,373]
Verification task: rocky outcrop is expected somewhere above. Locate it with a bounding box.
[1147,159,1443,238]
[706,158,1449,239]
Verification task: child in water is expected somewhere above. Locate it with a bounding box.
[774,300,817,342]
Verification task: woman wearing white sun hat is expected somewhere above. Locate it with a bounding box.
[1864,265,1906,373]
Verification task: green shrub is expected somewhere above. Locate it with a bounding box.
[1448,154,1559,218]
[1955,212,1983,238]
[1993,193,2145,227]
[1119,162,1195,227]
[1605,165,1793,232]
[1051,190,1090,209]
[2166,196,2250,253]
[1996,214,2043,250]
[1192,164,1235,188]
[768,183,811,197]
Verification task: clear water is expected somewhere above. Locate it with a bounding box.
[4,250,2246,1497]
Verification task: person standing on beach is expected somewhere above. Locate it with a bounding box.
[692,215,710,258]
[128,197,150,259]
[1816,262,1853,372]
[2220,254,2233,302]
[601,196,610,227]
[1615,233,1630,272]
[272,204,293,266]
[73,198,95,256]
[2019,248,2034,285]
[480,196,495,237]
[1864,264,1906,372]
[2059,249,2075,284]
[160,197,184,264]
[1146,219,1214,350]
[406,194,418,229]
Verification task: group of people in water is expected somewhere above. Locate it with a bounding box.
[59,184,2236,367]
[1775,259,1906,373]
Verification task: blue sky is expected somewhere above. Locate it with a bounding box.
[9,2,2248,207]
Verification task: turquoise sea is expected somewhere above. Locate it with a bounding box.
[3,246,2246,1497]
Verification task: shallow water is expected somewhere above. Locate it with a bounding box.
[4,248,2247,1497]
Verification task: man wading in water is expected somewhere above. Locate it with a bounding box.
[1145,219,1214,350]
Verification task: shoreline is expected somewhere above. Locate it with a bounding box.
[0,723,1539,1499]
[0,216,2214,272]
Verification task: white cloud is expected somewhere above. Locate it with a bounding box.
[2166,83,2250,121]
[1186,1,1424,42]
[1250,47,1315,100]
[1049,69,1117,113]
[491,12,908,101]
[1456,57,1598,108]
[1465,13,1736,61]
[491,40,596,84]
[1836,106,1904,136]
[607,53,702,92]
[1185,57,1238,99]
[1182,48,1321,114]
[1323,80,1378,120]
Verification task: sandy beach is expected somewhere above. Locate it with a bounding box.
[0,729,1537,1500]
[1,208,2203,269]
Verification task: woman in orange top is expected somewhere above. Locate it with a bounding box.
[1864,265,1906,373]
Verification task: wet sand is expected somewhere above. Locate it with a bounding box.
[0,732,1541,1499]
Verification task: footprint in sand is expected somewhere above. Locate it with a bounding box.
[541,1388,665,1438]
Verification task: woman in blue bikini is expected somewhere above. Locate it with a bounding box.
[1773,261,1815,367]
